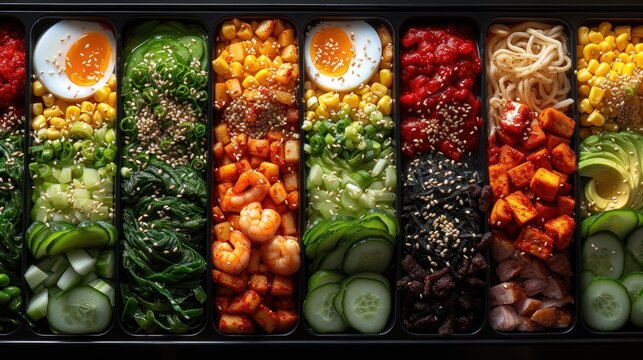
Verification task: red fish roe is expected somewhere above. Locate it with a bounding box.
[0,22,25,110]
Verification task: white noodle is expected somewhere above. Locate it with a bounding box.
[487,22,572,125]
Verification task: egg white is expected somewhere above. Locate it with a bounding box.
[34,20,115,101]
[305,21,381,93]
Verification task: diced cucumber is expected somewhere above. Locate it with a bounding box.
[309,164,323,187]
[582,232,625,280]
[582,278,630,331]
[581,270,596,293]
[345,183,362,199]
[626,227,643,266]
[323,173,341,192]
[43,270,64,288]
[341,277,391,334]
[95,250,115,279]
[66,249,97,276]
[26,288,48,321]
[81,272,98,285]
[384,167,396,189]
[82,168,101,190]
[308,270,344,292]
[56,266,82,291]
[89,279,115,306]
[36,257,56,272]
[623,249,642,278]
[47,285,112,334]
[50,255,70,274]
[342,238,394,275]
[621,272,643,301]
[304,283,348,333]
[25,264,49,290]
[631,292,643,327]
[589,209,639,240]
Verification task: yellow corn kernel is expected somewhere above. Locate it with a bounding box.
[242,75,259,89]
[80,101,95,114]
[589,31,604,44]
[221,21,237,40]
[96,103,111,117]
[586,59,599,74]
[32,103,43,117]
[93,86,111,103]
[580,98,594,113]
[243,55,260,73]
[31,115,46,130]
[108,92,117,107]
[229,62,243,78]
[318,93,340,108]
[609,70,619,82]
[598,40,611,53]
[306,96,318,111]
[370,82,388,97]
[272,56,283,68]
[577,58,587,69]
[304,89,316,101]
[594,62,610,77]
[32,81,46,97]
[578,26,590,45]
[362,92,379,104]
[618,53,631,63]
[305,111,316,121]
[379,69,393,88]
[613,61,625,74]
[315,103,329,119]
[378,95,392,115]
[605,34,616,45]
[107,74,116,91]
[46,127,60,140]
[579,84,591,96]
[237,23,253,41]
[598,22,612,36]
[594,76,607,86]
[599,51,616,64]
[355,85,370,96]
[254,68,272,85]
[636,52,643,68]
[614,25,631,38]
[49,116,66,130]
[626,43,636,54]
[342,93,359,109]
[635,44,643,53]
[616,33,629,52]
[576,45,585,59]
[623,62,636,76]
[588,86,605,107]
[358,100,366,111]
[43,106,63,119]
[604,121,619,132]
[54,99,68,113]
[42,94,55,108]
[583,44,601,61]
[579,113,591,126]
[65,105,80,121]
[105,107,116,122]
[78,113,92,125]
[577,68,592,82]
[92,110,103,127]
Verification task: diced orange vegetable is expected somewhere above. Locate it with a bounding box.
[556,195,575,216]
[247,249,268,274]
[272,19,287,37]
[523,121,547,150]
[214,221,233,242]
[248,139,270,157]
[225,78,243,98]
[489,198,513,228]
[499,145,525,170]
[551,143,577,175]
[284,140,299,164]
[224,142,244,161]
[228,215,241,230]
[278,28,294,47]
[260,37,279,59]
[500,101,531,136]
[258,161,280,183]
[248,274,271,295]
[271,275,294,297]
[508,161,536,188]
[212,206,226,224]
[217,163,239,183]
[286,107,299,124]
[235,159,252,175]
[228,42,246,63]
[215,123,232,145]
[249,156,264,169]
[270,141,285,167]
[545,134,570,152]
[217,183,233,200]
[255,20,275,41]
[280,44,298,63]
[227,290,262,315]
[505,191,538,226]
[219,314,255,334]
[275,310,297,332]
[213,142,225,160]
[544,215,575,252]
[534,200,558,225]
[269,182,288,204]
[489,164,511,200]
[537,108,575,138]
[530,168,561,202]
[262,195,288,215]
[280,211,297,235]
[215,83,229,110]
[286,190,299,210]
[526,148,552,170]
[251,304,279,334]
[551,170,568,183]
[514,226,554,261]
[212,269,246,293]
[237,22,254,40]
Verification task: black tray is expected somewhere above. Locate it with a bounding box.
[1,1,643,345]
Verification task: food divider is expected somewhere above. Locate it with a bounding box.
[0,6,642,343]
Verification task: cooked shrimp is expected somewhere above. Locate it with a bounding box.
[239,202,281,244]
[212,230,251,275]
[220,171,270,212]
[260,235,300,276]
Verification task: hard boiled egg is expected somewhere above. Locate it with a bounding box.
[305,21,381,93]
[34,20,115,101]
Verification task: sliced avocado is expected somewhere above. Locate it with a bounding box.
[46,224,111,257]
[580,157,632,212]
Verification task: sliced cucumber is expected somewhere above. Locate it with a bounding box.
[95,250,115,279]
[631,292,643,327]
[582,232,625,280]
[304,283,348,333]
[623,249,642,278]
[626,227,643,266]
[621,272,643,301]
[24,264,48,291]
[342,238,394,275]
[582,213,600,239]
[341,277,391,334]
[26,288,48,321]
[582,278,630,331]
[581,270,596,293]
[56,266,82,291]
[89,279,115,306]
[308,270,344,292]
[66,248,97,276]
[47,285,112,334]
[589,210,639,240]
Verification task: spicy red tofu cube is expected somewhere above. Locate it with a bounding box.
[508,162,536,188]
[271,275,295,298]
[530,168,561,202]
[490,198,513,228]
[499,145,526,170]
[497,129,518,146]
[249,274,271,295]
[544,215,576,251]
[227,290,262,315]
[489,164,511,200]
[537,108,575,139]
[514,226,554,260]
[556,195,575,216]
[500,101,532,136]
[523,121,547,150]
[526,148,552,170]
[545,134,571,152]
[212,269,246,293]
[551,143,577,175]
[219,314,255,334]
[551,170,568,183]
[505,191,538,226]
[534,200,559,225]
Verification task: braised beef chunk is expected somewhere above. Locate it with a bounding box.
[490,305,520,331]
[490,282,525,306]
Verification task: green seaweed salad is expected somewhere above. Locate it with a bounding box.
[120,20,208,334]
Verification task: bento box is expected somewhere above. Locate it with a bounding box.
[0,2,642,344]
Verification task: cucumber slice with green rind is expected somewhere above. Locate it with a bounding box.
[341,277,391,334]
[47,285,112,334]
[342,238,394,275]
[630,291,643,327]
[303,283,348,333]
[588,210,639,241]
[308,270,344,292]
[582,232,625,280]
[621,272,643,301]
[626,227,643,266]
[581,270,596,293]
[583,278,630,331]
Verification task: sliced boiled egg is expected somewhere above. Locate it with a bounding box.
[34,20,115,101]
[305,21,381,93]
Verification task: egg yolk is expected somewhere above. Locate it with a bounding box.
[310,26,354,77]
[65,32,111,86]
